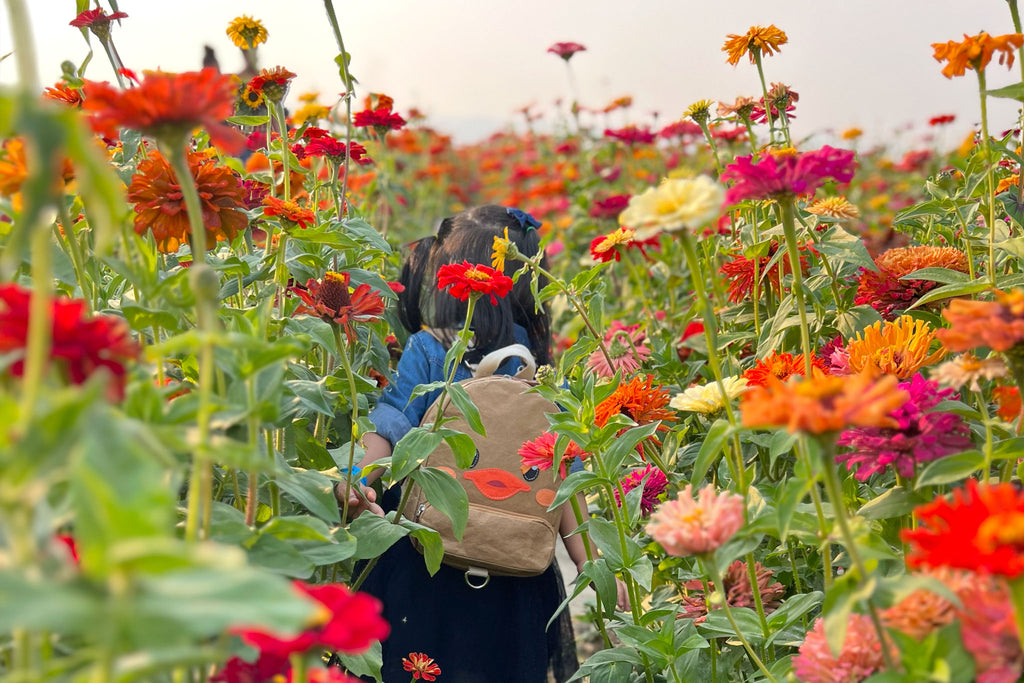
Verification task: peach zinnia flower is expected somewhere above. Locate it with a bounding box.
[722,25,788,66]
[846,316,946,379]
[855,245,969,318]
[931,352,1007,392]
[880,568,972,641]
[932,32,1024,79]
[805,195,860,221]
[740,370,908,435]
[127,149,247,253]
[679,560,785,623]
[792,614,888,683]
[937,289,1024,353]
[82,68,244,153]
[646,484,745,557]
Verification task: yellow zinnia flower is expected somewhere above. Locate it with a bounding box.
[619,176,724,240]
[805,196,860,221]
[226,15,268,50]
[846,316,946,379]
[491,228,511,272]
[670,376,748,415]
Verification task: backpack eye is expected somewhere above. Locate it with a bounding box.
[470,449,480,468]
[523,466,540,482]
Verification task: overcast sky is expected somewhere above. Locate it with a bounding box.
[2,1,1021,149]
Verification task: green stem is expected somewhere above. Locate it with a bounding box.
[977,69,998,287]
[322,0,356,216]
[779,198,814,376]
[334,325,362,523]
[752,50,776,144]
[702,558,778,683]
[4,0,39,91]
[568,494,613,649]
[744,551,772,643]
[697,120,723,175]
[1009,575,1024,656]
[18,218,53,429]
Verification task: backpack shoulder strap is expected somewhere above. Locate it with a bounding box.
[473,344,536,380]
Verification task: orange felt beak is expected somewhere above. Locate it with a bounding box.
[463,468,531,501]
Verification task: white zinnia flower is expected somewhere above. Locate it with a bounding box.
[669,376,749,414]
[619,175,724,240]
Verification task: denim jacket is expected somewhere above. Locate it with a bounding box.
[369,326,532,447]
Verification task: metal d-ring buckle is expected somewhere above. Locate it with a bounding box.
[464,567,490,589]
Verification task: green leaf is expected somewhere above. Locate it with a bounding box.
[602,422,660,473]
[900,267,971,286]
[916,450,985,488]
[446,383,486,436]
[330,642,382,683]
[440,430,477,469]
[283,378,340,418]
[908,279,992,310]
[276,468,341,523]
[858,486,928,520]
[350,512,408,560]
[227,115,270,126]
[400,519,445,576]
[410,467,469,540]
[246,534,315,578]
[765,592,824,646]
[391,428,442,481]
[986,82,1024,101]
[697,607,765,643]
[691,418,734,485]
[549,471,608,509]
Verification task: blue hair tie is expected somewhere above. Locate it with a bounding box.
[506,207,541,231]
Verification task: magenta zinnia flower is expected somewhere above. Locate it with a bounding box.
[793,614,888,683]
[720,146,857,204]
[836,374,971,481]
[646,484,744,557]
[614,465,668,516]
[547,41,587,60]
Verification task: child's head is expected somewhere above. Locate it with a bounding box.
[397,205,551,365]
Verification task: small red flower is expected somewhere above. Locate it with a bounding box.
[353,107,406,133]
[547,41,587,60]
[903,479,1024,578]
[56,534,80,565]
[232,581,390,658]
[402,652,442,681]
[262,196,315,230]
[929,114,956,126]
[43,82,84,107]
[436,261,513,305]
[69,8,128,28]
[519,431,589,479]
[302,137,372,166]
[291,272,386,340]
[211,651,289,683]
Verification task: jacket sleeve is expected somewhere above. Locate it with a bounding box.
[368,333,438,447]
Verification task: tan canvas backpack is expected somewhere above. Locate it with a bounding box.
[405,344,564,587]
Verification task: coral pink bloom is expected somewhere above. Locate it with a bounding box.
[720,146,857,204]
[547,41,586,60]
[586,322,651,378]
[793,614,888,683]
[646,484,744,557]
[958,578,1024,683]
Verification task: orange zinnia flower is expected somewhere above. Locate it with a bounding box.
[993,385,1022,422]
[740,370,908,435]
[0,137,28,196]
[937,289,1024,353]
[43,81,84,108]
[855,246,970,318]
[290,271,386,340]
[127,150,247,253]
[82,68,245,153]
[903,480,1024,578]
[262,196,315,230]
[595,374,676,428]
[742,350,826,387]
[722,25,788,66]
[932,32,1024,78]
[846,316,945,379]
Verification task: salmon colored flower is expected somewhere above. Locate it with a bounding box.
[855,246,969,318]
[805,196,860,220]
[994,385,1022,422]
[518,431,588,479]
[226,15,267,50]
[595,373,676,429]
[232,581,389,658]
[722,25,789,66]
[721,146,857,204]
[932,32,1024,79]
[586,322,652,378]
[547,41,587,61]
[0,283,141,401]
[618,175,724,239]
[740,370,908,435]
[646,484,745,557]
[82,68,245,153]
[880,568,971,641]
[793,614,888,683]
[958,576,1024,682]
[846,316,945,379]
[742,350,826,387]
[402,652,441,681]
[262,196,315,230]
[903,480,1024,578]
[937,289,1024,353]
[436,261,513,305]
[931,353,1008,392]
[127,149,247,253]
[291,272,385,339]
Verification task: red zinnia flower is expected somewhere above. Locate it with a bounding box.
[353,107,406,133]
[436,261,513,305]
[677,321,704,362]
[590,194,631,220]
[127,149,247,253]
[291,272,386,340]
[0,283,141,400]
[904,480,1024,577]
[929,114,956,126]
[518,430,588,479]
[82,68,245,153]
[248,67,297,103]
[719,242,810,303]
[720,146,857,204]
[402,652,442,681]
[232,581,390,658]
[69,8,128,28]
[262,196,315,230]
[547,42,586,61]
[211,651,290,683]
[302,137,372,166]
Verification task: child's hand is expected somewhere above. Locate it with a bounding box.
[334,481,385,519]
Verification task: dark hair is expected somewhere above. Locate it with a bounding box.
[396,205,551,366]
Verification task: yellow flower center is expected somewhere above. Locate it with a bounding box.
[465,267,492,282]
[976,511,1024,553]
[594,227,635,253]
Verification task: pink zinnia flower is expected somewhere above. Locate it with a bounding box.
[836,374,971,481]
[603,125,656,145]
[518,431,588,479]
[614,465,668,516]
[586,322,652,378]
[645,484,745,557]
[958,576,1024,683]
[720,146,857,204]
[793,614,888,683]
[547,41,586,61]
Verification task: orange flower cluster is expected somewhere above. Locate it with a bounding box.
[932,32,1024,78]
[855,245,969,318]
[937,289,1024,353]
[740,370,908,435]
[846,316,945,379]
[722,25,788,66]
[127,150,247,253]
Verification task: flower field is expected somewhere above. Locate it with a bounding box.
[7,2,1024,682]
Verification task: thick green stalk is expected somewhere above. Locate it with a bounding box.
[976,69,998,287]
[334,325,362,523]
[779,198,815,376]
[322,0,357,215]
[752,50,776,144]
[1009,576,1024,655]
